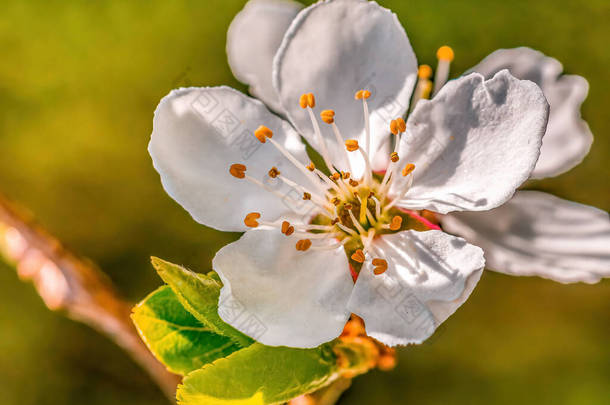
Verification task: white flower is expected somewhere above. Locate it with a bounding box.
[149,0,549,348]
[227,1,610,286]
[442,48,610,284]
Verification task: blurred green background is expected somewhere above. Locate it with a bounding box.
[0,0,608,404]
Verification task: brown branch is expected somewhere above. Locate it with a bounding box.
[0,193,180,402]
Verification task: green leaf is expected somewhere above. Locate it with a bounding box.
[132,286,241,375]
[177,343,339,405]
[151,257,253,348]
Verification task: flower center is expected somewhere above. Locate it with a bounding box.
[227,45,454,277]
[227,88,429,277]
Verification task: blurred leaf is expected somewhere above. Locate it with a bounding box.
[151,257,253,348]
[177,344,339,405]
[132,286,241,375]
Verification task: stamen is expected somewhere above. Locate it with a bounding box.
[240,172,309,211]
[349,179,359,187]
[361,229,376,253]
[229,163,247,179]
[344,139,372,184]
[433,46,454,96]
[355,89,372,155]
[310,239,348,251]
[306,162,315,171]
[351,249,365,263]
[294,231,341,240]
[276,173,331,210]
[268,166,280,178]
[411,65,434,111]
[254,125,273,143]
[385,170,414,211]
[301,93,333,171]
[389,118,406,135]
[390,152,399,163]
[354,90,371,100]
[364,205,377,226]
[320,109,335,124]
[345,139,359,152]
[348,209,367,236]
[281,221,295,236]
[295,239,312,251]
[296,224,335,232]
[371,196,381,219]
[327,118,353,172]
[313,168,344,196]
[336,222,358,236]
[299,93,315,109]
[402,163,415,177]
[372,258,388,275]
[264,136,325,192]
[244,212,261,228]
[389,215,402,231]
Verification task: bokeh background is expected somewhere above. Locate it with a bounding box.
[1,0,609,404]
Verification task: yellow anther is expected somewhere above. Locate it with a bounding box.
[396,117,406,133]
[355,89,371,100]
[281,221,290,233]
[418,64,433,79]
[296,239,312,251]
[389,215,402,231]
[331,172,341,181]
[372,258,388,275]
[390,119,398,135]
[341,171,350,180]
[268,166,280,178]
[299,93,315,108]
[345,139,359,152]
[389,118,406,135]
[303,192,311,200]
[254,125,273,143]
[401,163,415,177]
[281,221,294,236]
[331,197,341,206]
[351,249,365,263]
[331,218,340,225]
[390,152,399,163]
[229,163,246,179]
[437,45,454,62]
[244,212,261,228]
[306,162,316,171]
[349,179,359,187]
[320,109,335,124]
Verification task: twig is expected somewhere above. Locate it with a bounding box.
[0,193,180,402]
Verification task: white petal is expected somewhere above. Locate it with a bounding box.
[393,70,549,214]
[442,191,610,284]
[227,0,303,113]
[149,86,311,232]
[273,0,417,174]
[213,227,353,348]
[347,230,484,346]
[469,47,592,179]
